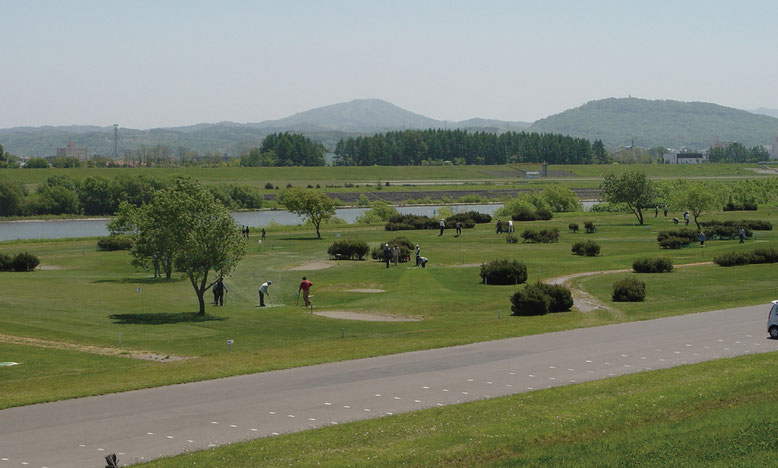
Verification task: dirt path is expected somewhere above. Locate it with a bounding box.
[0,334,188,363]
[543,262,712,313]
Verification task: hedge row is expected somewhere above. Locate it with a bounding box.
[723,201,757,211]
[521,228,559,243]
[0,252,40,271]
[448,211,492,224]
[632,257,673,273]
[97,235,134,251]
[657,228,697,249]
[385,214,475,231]
[511,207,553,222]
[713,248,778,267]
[700,219,772,231]
[327,239,370,260]
[480,259,527,285]
[510,282,574,316]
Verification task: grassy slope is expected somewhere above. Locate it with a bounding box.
[1,207,777,408]
[140,350,778,467]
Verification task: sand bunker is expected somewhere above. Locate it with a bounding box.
[346,288,385,293]
[0,333,188,363]
[39,265,68,270]
[449,263,482,268]
[289,261,334,271]
[313,311,422,322]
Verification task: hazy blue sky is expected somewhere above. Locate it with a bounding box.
[2,0,776,128]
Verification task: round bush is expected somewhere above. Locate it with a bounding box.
[539,283,574,312]
[11,252,40,272]
[480,259,528,285]
[327,239,370,260]
[632,257,673,273]
[568,223,579,233]
[505,234,518,244]
[510,286,550,316]
[571,240,600,256]
[612,277,646,302]
[370,236,414,262]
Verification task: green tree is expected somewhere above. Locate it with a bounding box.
[592,140,609,163]
[600,170,656,225]
[279,187,335,239]
[79,176,115,215]
[23,157,49,168]
[128,178,246,314]
[355,201,399,223]
[0,177,27,216]
[674,182,719,230]
[540,186,581,212]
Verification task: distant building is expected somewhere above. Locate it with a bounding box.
[524,171,540,179]
[772,137,778,160]
[56,141,88,160]
[662,151,707,164]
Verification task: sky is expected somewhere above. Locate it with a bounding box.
[2,0,777,129]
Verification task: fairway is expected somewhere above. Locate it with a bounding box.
[2,205,777,409]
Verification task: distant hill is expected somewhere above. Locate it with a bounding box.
[749,107,778,119]
[0,99,530,157]
[529,97,778,149]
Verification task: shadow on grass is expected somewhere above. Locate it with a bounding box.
[93,277,186,285]
[109,312,227,325]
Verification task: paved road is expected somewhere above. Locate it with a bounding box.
[2,303,777,467]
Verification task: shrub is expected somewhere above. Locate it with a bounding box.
[521,228,559,243]
[327,239,370,260]
[536,207,553,220]
[370,236,414,262]
[448,211,491,224]
[535,282,574,312]
[632,257,674,273]
[657,228,697,247]
[584,221,595,233]
[506,234,518,244]
[511,286,551,316]
[571,240,600,256]
[751,248,778,264]
[568,223,579,233]
[264,182,274,190]
[658,236,686,249]
[612,277,646,302]
[10,252,40,272]
[0,253,12,271]
[723,201,758,211]
[385,222,414,231]
[97,235,134,251]
[713,251,753,266]
[386,214,437,230]
[700,219,771,232]
[480,259,528,285]
[714,248,778,267]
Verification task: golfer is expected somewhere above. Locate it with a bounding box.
[298,276,313,307]
[415,244,421,266]
[439,219,445,236]
[383,243,391,268]
[259,280,271,307]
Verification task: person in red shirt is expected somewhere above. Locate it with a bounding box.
[298,276,313,306]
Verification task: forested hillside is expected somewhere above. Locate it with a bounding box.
[530,97,778,148]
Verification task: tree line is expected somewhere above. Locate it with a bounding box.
[240,133,326,167]
[0,174,263,217]
[333,129,609,166]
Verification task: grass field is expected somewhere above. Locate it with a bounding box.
[2,206,777,408]
[139,350,778,467]
[0,163,767,190]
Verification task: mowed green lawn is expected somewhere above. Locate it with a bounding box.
[1,208,777,408]
[139,350,778,467]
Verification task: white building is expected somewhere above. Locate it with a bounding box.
[662,151,707,164]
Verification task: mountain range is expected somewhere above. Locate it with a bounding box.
[1,98,776,157]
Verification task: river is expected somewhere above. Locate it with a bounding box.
[0,202,598,242]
